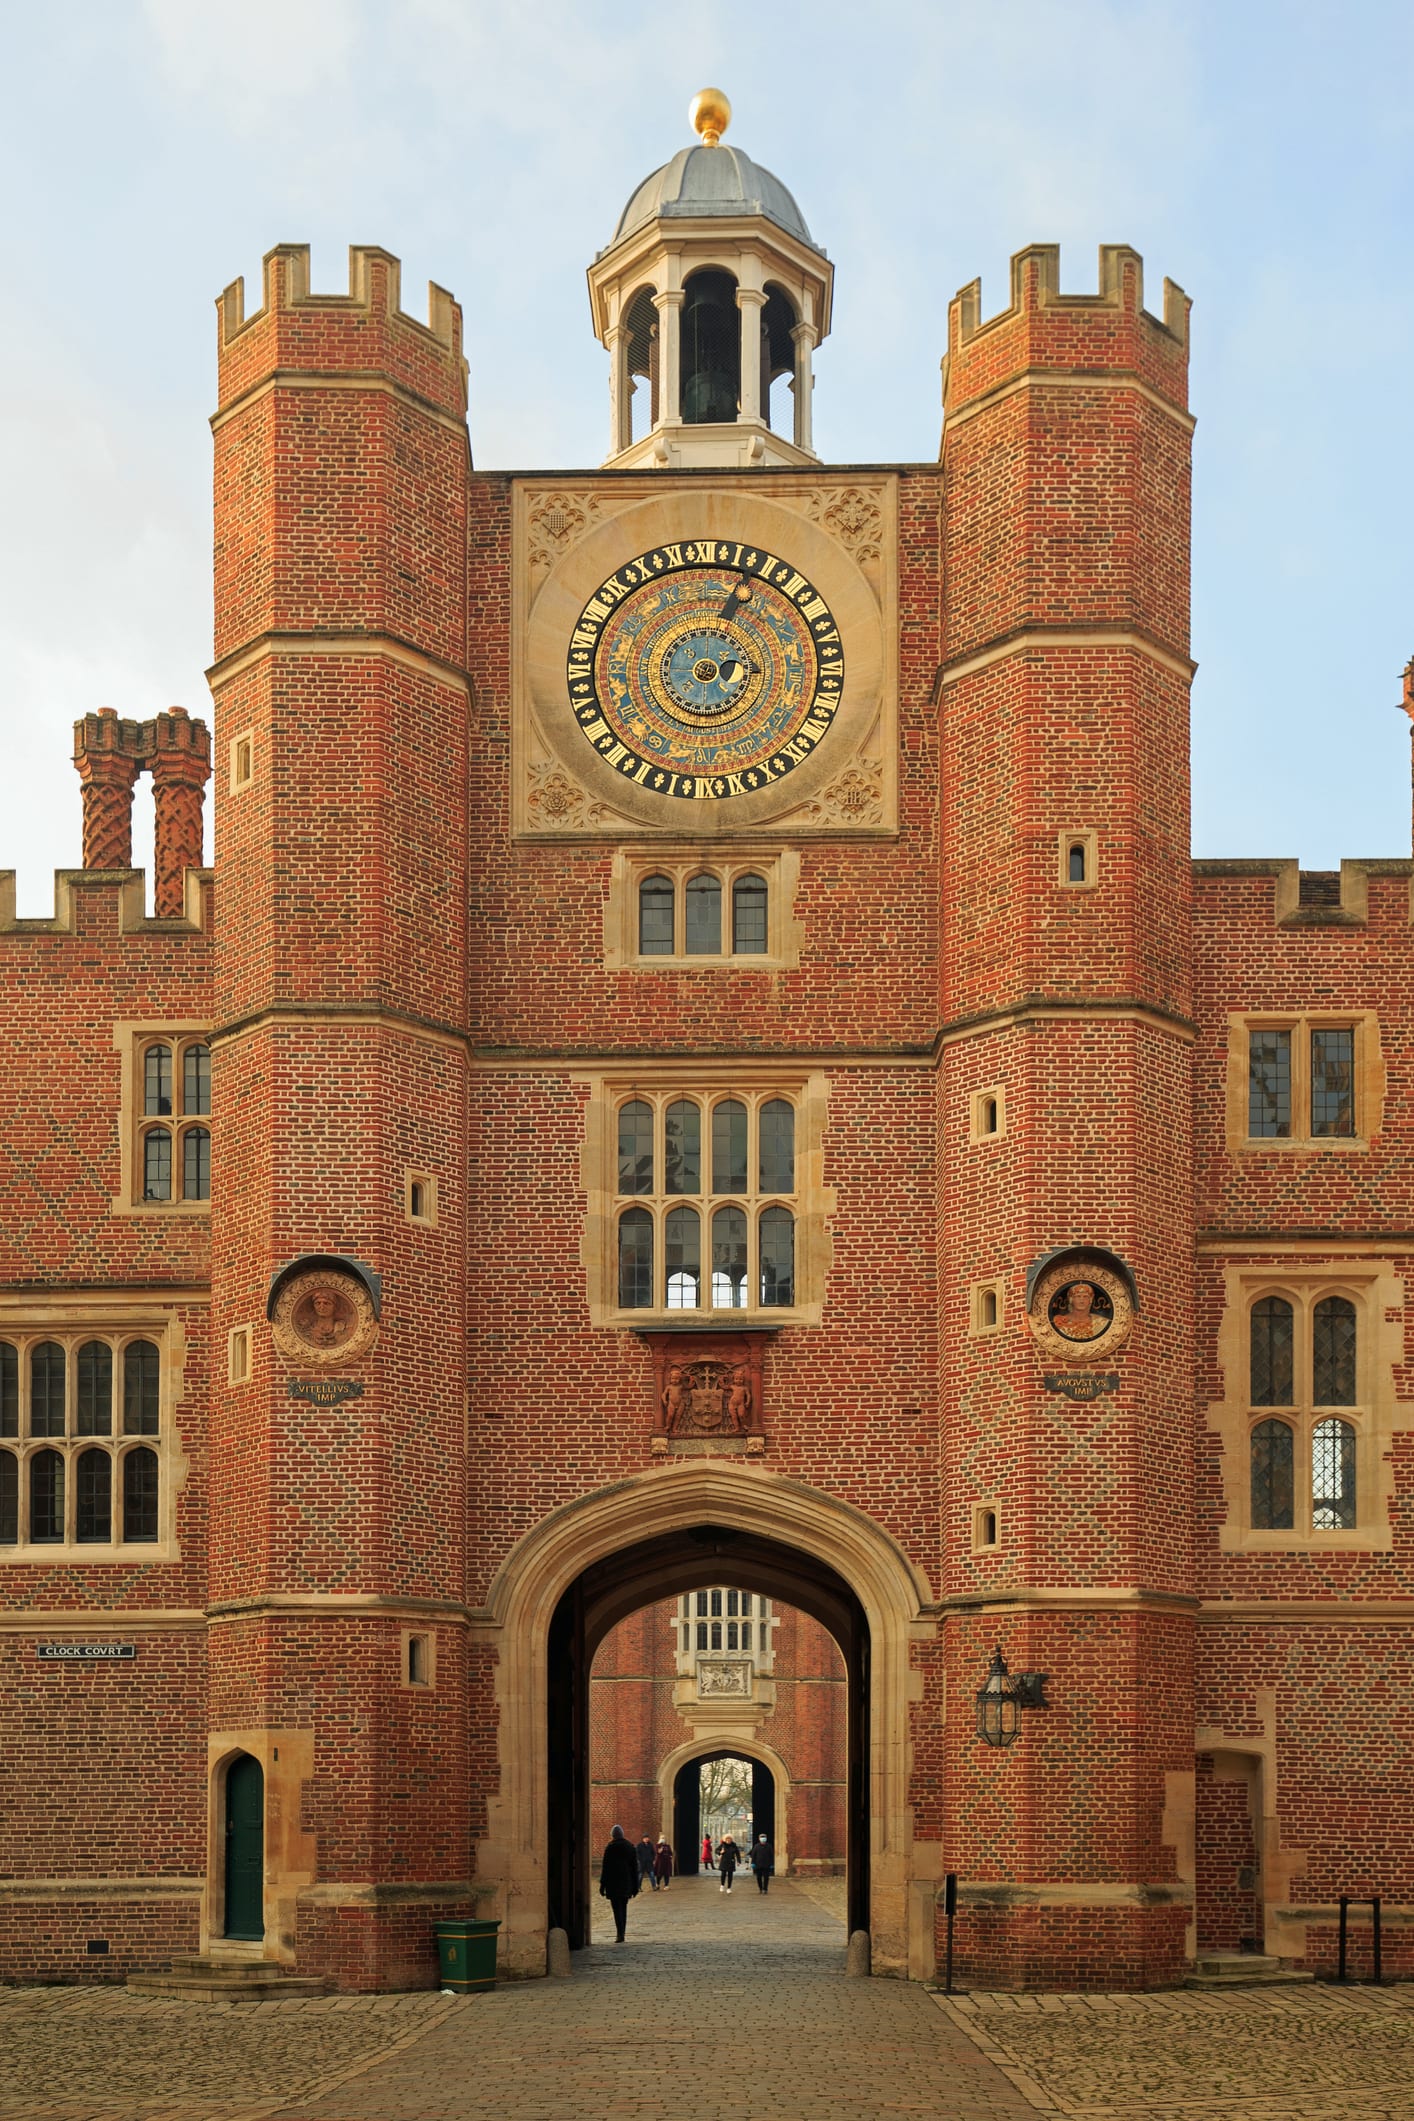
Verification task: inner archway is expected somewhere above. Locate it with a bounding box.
[478,1461,933,1979]
[673,1752,776,1875]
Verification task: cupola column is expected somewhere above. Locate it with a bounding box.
[654,287,684,425]
[605,320,630,457]
[790,320,818,453]
[735,286,767,425]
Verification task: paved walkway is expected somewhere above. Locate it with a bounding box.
[4,1879,1412,2120]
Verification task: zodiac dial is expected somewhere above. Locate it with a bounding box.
[565,540,845,801]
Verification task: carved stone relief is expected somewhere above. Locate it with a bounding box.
[801,484,884,571]
[662,1360,753,1437]
[697,1659,752,1699]
[1027,1258,1134,1366]
[271,1269,379,1367]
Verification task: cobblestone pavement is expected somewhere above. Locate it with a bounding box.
[937,1981,1414,2120]
[5,1880,1413,2121]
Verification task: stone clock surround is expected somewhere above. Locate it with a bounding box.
[513,475,897,839]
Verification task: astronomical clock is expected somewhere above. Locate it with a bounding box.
[514,480,897,838]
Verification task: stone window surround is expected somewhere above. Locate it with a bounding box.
[1225,1010,1383,1154]
[968,1083,1007,1145]
[112,1021,213,1215]
[673,1587,778,1680]
[0,1301,188,1564]
[603,845,801,969]
[1207,1261,1407,1552]
[969,1279,1005,1336]
[1057,828,1099,890]
[579,1064,833,1329]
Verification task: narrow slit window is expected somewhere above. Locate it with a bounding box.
[617,1208,653,1310]
[122,1447,159,1542]
[617,1101,654,1196]
[407,1634,430,1685]
[685,874,722,954]
[665,1205,701,1309]
[76,1448,112,1543]
[409,1181,425,1220]
[76,1342,113,1436]
[1311,1029,1355,1137]
[143,1045,173,1117]
[732,874,768,954]
[30,1342,66,1438]
[1250,1418,1295,1530]
[638,876,675,956]
[123,1342,160,1435]
[980,1509,998,1547]
[183,1044,211,1117]
[1311,1418,1356,1530]
[982,1097,998,1135]
[1248,1029,1292,1138]
[182,1126,211,1202]
[1250,1297,1294,1406]
[1067,841,1087,883]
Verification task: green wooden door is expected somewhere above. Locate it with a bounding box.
[223,1754,265,1940]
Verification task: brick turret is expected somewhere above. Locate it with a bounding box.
[208,244,472,1984]
[938,246,1196,1988]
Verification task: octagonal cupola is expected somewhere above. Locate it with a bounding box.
[588,91,834,470]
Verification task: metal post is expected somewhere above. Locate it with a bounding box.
[1373,1896,1382,1984]
[944,1871,957,1995]
[1338,1895,1349,1982]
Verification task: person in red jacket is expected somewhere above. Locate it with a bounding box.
[701,1831,713,1873]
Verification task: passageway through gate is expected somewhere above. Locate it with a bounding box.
[547,1523,869,1951]
[672,1752,777,1875]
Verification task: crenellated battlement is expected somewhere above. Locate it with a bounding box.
[215,243,467,420]
[0,866,212,939]
[943,243,1190,414]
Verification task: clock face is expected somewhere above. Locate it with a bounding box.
[566,540,845,801]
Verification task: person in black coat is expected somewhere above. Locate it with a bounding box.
[599,1824,640,1942]
[717,1835,740,1892]
[635,1834,658,1890]
[750,1832,774,1893]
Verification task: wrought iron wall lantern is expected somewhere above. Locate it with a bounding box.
[975,1646,1051,1748]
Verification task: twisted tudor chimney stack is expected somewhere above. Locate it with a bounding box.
[71,706,211,909]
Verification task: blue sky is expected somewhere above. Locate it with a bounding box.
[1,1,1410,909]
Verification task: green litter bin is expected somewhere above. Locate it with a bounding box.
[433,1917,500,1993]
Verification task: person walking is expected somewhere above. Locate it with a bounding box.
[717,1834,740,1893]
[750,1832,774,1893]
[636,1833,658,1890]
[599,1824,640,1942]
[653,1837,674,1889]
[701,1831,713,1874]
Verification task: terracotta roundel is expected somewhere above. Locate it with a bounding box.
[565,539,844,801]
[271,1268,379,1367]
[1027,1259,1134,1365]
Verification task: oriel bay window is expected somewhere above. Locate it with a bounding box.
[613,1089,803,1316]
[0,1330,168,1554]
[1248,1291,1362,1534]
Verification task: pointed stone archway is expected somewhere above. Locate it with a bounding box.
[657,1733,794,1874]
[472,1460,936,1979]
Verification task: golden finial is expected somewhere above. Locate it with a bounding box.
[689,88,731,148]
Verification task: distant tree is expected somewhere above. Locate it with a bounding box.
[700,1755,753,1840]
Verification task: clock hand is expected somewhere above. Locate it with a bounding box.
[718,577,753,621]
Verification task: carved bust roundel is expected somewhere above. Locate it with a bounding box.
[1027,1259,1133,1365]
[271,1269,379,1367]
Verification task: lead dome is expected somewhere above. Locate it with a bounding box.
[607,143,820,255]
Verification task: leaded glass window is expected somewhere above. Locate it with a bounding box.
[76,1342,113,1436]
[123,1341,160,1435]
[664,1102,701,1194]
[1248,1029,1291,1138]
[0,1451,15,1544]
[183,1043,211,1117]
[665,1206,700,1308]
[143,1128,172,1203]
[1312,1297,1356,1405]
[685,874,722,954]
[639,876,674,955]
[759,1100,795,1193]
[1312,1418,1356,1529]
[711,1206,747,1308]
[30,1449,64,1542]
[1250,1298,1294,1406]
[183,1127,211,1202]
[144,1044,173,1116]
[732,875,768,954]
[618,1208,653,1309]
[0,1343,16,1437]
[76,1448,111,1542]
[618,1102,654,1195]
[30,1342,65,1437]
[1310,1029,1354,1138]
[1250,1419,1295,1530]
[760,1206,795,1307]
[711,1101,747,1194]
[123,1447,160,1543]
